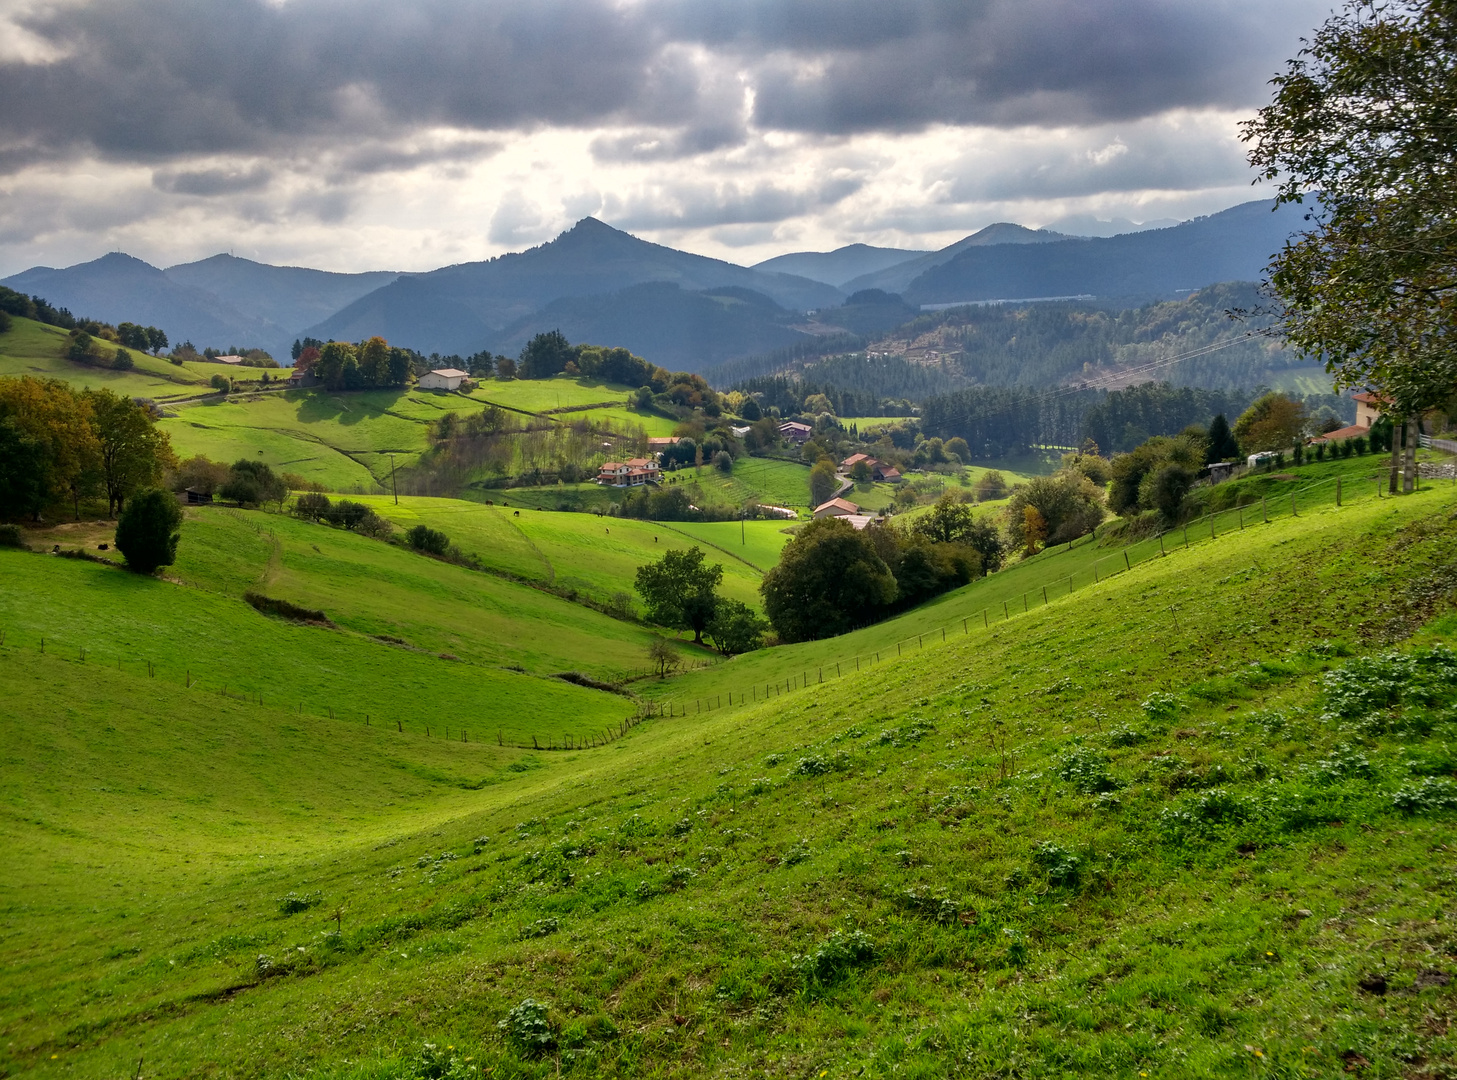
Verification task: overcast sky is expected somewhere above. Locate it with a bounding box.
[0,0,1332,276]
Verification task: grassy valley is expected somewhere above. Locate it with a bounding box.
[0,458,1453,1078]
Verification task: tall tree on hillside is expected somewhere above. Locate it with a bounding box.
[635,547,724,644]
[114,487,183,574]
[85,389,176,517]
[1243,0,1457,487]
[0,376,100,517]
[358,336,390,386]
[1206,413,1241,462]
[519,330,576,379]
[314,341,357,390]
[760,517,897,642]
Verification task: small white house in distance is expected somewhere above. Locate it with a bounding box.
[419,368,469,391]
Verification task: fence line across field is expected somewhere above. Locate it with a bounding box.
[6,456,1451,750]
[653,464,1454,718]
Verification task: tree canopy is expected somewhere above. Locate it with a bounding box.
[634,547,724,645]
[759,518,897,643]
[1242,0,1457,417]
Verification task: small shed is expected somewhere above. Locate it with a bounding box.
[183,488,214,505]
[419,368,470,391]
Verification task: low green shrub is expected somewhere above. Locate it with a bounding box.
[498,999,555,1055]
[791,929,875,990]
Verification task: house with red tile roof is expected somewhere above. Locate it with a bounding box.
[597,457,661,486]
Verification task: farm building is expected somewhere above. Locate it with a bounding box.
[813,497,859,519]
[779,421,813,444]
[873,464,902,482]
[597,458,662,486]
[287,366,319,387]
[419,368,470,391]
[647,437,681,451]
[212,354,245,365]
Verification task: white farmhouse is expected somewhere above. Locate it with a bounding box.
[419,368,469,391]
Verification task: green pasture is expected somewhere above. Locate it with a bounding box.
[565,404,679,436]
[638,452,1437,708]
[468,375,636,413]
[0,510,665,739]
[159,388,485,489]
[0,317,210,401]
[1,463,1453,1078]
[653,519,797,573]
[354,495,772,612]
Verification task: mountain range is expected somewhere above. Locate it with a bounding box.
[1,200,1305,373]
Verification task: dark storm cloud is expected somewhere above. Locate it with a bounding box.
[0,0,1328,174]
[153,164,273,196]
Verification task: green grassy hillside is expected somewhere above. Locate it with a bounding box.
[352,495,779,611]
[0,316,209,400]
[0,508,683,744]
[1,472,1453,1078]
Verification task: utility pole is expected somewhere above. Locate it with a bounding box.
[389,453,398,505]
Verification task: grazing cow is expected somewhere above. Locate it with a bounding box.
[513,510,520,517]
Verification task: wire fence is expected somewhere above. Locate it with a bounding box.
[650,461,1457,717]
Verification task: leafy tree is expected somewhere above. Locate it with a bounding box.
[739,396,762,421]
[647,636,680,678]
[293,491,332,520]
[0,415,49,520]
[944,436,970,462]
[1206,412,1240,462]
[114,487,182,573]
[1109,433,1205,516]
[85,388,175,517]
[634,546,723,644]
[1146,463,1195,523]
[713,450,733,473]
[849,459,872,482]
[146,326,167,354]
[0,376,100,516]
[1234,391,1307,452]
[1242,0,1457,422]
[358,336,390,386]
[210,374,230,393]
[519,330,576,379]
[975,470,1008,502]
[1004,470,1105,549]
[705,599,768,655]
[912,493,1004,574]
[1021,506,1048,557]
[809,459,839,506]
[633,385,654,410]
[407,524,450,554]
[314,341,356,389]
[112,347,133,370]
[220,459,286,508]
[170,454,230,495]
[495,356,517,379]
[759,518,897,643]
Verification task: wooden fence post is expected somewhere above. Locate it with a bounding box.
[1123,551,1130,571]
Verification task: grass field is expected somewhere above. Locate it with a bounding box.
[1,473,1453,1078]
[0,317,211,401]
[353,495,776,611]
[0,507,680,740]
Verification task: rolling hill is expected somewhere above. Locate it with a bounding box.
[840,222,1075,296]
[752,243,930,288]
[902,199,1309,306]
[303,217,845,356]
[0,463,1452,1078]
[1,253,281,350]
[487,282,813,372]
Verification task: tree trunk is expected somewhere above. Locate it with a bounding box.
[1403,416,1418,493]
[1390,418,1403,494]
